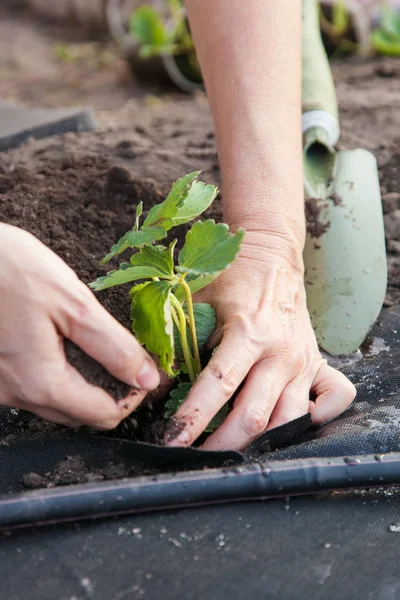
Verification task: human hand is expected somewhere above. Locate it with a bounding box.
[165,231,356,451]
[0,224,160,429]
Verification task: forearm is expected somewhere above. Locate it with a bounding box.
[185,0,304,256]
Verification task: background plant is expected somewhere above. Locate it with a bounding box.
[371,3,400,55]
[90,172,244,429]
[130,0,192,57]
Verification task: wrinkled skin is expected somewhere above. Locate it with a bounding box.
[165,232,356,451]
[0,224,160,429]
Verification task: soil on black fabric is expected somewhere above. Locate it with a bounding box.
[1,7,400,475]
[22,456,149,490]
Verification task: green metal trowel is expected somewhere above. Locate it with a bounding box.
[302,0,387,356]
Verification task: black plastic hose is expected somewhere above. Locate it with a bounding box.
[1,453,399,530]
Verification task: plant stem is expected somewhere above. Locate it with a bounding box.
[170,294,196,383]
[170,304,180,331]
[179,277,201,376]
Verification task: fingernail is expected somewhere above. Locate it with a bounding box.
[135,358,160,390]
[166,430,190,447]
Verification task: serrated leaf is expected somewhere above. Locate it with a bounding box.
[89,266,162,292]
[164,382,192,420]
[131,281,175,375]
[173,303,216,360]
[143,171,200,230]
[119,262,131,270]
[174,273,218,303]
[207,403,229,433]
[101,227,167,264]
[130,6,168,46]
[172,181,218,226]
[177,220,244,276]
[164,381,228,432]
[130,241,176,277]
[129,282,150,299]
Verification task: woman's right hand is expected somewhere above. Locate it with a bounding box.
[0,224,160,428]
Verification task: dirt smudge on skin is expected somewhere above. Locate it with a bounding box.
[164,418,187,444]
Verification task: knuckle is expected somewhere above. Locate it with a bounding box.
[241,405,270,438]
[64,285,94,332]
[189,406,211,430]
[224,315,263,355]
[209,362,239,399]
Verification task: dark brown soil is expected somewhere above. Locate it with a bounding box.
[22,456,142,489]
[1,7,400,456]
[305,198,331,239]
[0,94,221,445]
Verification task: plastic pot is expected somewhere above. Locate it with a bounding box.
[162,52,203,94]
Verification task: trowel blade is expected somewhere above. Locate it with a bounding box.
[304,148,387,356]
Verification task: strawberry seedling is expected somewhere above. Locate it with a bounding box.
[90,172,244,429]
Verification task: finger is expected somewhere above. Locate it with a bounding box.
[62,285,160,391]
[202,359,289,452]
[164,330,258,447]
[308,363,356,424]
[266,376,312,431]
[48,361,147,430]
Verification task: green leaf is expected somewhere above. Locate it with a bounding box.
[129,282,151,298]
[101,227,167,264]
[164,382,192,420]
[89,266,162,291]
[173,303,216,360]
[164,381,228,432]
[143,171,201,230]
[130,242,176,278]
[172,181,218,226]
[178,220,244,276]
[131,281,175,375]
[130,6,168,46]
[371,28,400,56]
[208,404,229,433]
[174,273,218,303]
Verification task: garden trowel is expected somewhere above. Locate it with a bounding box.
[301,0,387,356]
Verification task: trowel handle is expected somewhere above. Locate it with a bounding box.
[302,0,340,145]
